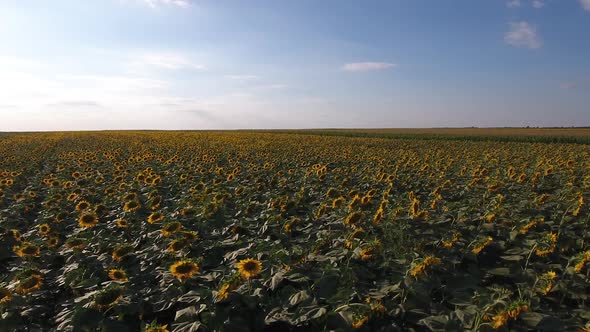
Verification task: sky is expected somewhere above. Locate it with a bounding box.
[0,0,589,131]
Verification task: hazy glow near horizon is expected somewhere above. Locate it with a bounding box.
[0,0,589,131]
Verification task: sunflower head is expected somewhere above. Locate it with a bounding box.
[94,204,107,215]
[39,223,51,236]
[167,239,188,253]
[65,238,86,250]
[14,242,41,257]
[145,323,169,332]
[147,212,164,224]
[93,286,123,310]
[75,200,91,212]
[123,200,140,212]
[16,274,43,294]
[78,213,99,228]
[161,222,181,236]
[115,218,129,228]
[112,245,134,262]
[169,259,199,282]
[108,269,129,282]
[236,258,262,279]
[47,236,60,248]
[0,287,12,305]
[54,211,68,223]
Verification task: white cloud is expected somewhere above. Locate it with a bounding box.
[341,62,396,72]
[134,54,204,70]
[507,0,521,7]
[581,0,590,10]
[532,0,544,8]
[143,0,191,8]
[504,22,542,49]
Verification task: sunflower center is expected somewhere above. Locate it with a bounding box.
[22,246,39,255]
[243,261,258,271]
[175,263,196,274]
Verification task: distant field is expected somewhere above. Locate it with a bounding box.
[272,128,590,144]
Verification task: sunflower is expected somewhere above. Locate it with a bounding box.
[67,193,78,201]
[54,211,68,223]
[16,275,43,294]
[38,223,51,236]
[123,200,140,212]
[145,323,170,332]
[94,204,107,215]
[161,222,181,236]
[237,258,262,279]
[122,192,138,202]
[0,287,12,305]
[108,269,129,282]
[78,213,99,228]
[147,212,164,224]
[169,259,199,282]
[47,236,60,248]
[75,200,91,211]
[180,230,198,242]
[11,229,22,242]
[65,238,86,250]
[112,245,133,262]
[14,242,41,257]
[344,211,364,227]
[115,218,129,228]
[93,286,123,310]
[167,239,188,253]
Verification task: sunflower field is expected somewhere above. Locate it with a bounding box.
[0,131,589,331]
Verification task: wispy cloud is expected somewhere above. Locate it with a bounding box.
[581,0,590,10]
[559,82,577,90]
[134,54,204,70]
[532,0,545,8]
[143,0,191,8]
[507,0,521,7]
[504,22,542,49]
[341,62,396,72]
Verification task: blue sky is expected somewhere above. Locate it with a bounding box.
[0,0,589,130]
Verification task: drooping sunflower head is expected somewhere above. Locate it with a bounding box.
[147,212,164,224]
[123,200,140,212]
[78,213,99,228]
[108,269,129,282]
[161,222,181,236]
[169,259,199,282]
[122,192,138,202]
[0,287,12,305]
[167,239,188,253]
[14,242,41,257]
[94,204,108,215]
[93,286,123,310]
[54,211,68,223]
[65,237,86,250]
[38,223,51,236]
[16,274,43,294]
[112,245,134,262]
[345,211,364,227]
[236,258,262,279]
[75,200,91,212]
[180,230,198,242]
